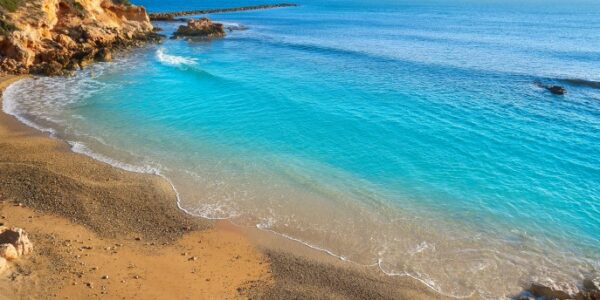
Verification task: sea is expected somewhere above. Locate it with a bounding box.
[3,0,600,298]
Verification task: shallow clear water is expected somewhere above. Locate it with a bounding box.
[4,0,600,298]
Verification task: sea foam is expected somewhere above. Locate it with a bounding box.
[156,48,198,67]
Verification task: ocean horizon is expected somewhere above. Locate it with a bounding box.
[3,0,599,298]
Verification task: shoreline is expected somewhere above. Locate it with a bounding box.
[0,75,273,299]
[0,75,450,299]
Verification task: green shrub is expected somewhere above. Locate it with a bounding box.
[69,0,86,16]
[112,0,131,6]
[0,0,22,12]
[0,19,17,34]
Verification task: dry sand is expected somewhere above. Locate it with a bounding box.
[0,75,455,299]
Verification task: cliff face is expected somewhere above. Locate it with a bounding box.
[0,0,159,75]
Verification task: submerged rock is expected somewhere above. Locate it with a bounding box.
[527,283,572,299]
[173,18,226,39]
[521,281,600,300]
[547,85,566,95]
[534,81,567,95]
[583,279,599,291]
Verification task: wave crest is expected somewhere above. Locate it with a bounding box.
[156,48,198,67]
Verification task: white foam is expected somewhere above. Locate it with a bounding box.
[2,80,57,135]
[68,141,159,174]
[255,216,476,299]
[156,48,198,67]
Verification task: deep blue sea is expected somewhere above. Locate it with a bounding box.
[4,0,600,298]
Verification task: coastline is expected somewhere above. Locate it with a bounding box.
[0,75,273,299]
[0,75,451,299]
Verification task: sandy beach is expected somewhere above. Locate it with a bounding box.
[0,75,272,299]
[0,75,450,299]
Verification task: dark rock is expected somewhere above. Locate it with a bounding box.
[527,283,572,300]
[583,279,599,291]
[575,291,600,300]
[95,48,112,62]
[547,85,566,95]
[534,81,567,95]
[32,61,66,76]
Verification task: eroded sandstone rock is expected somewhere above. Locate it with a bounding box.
[173,18,226,39]
[95,47,112,62]
[0,243,18,260]
[0,0,163,76]
[0,227,33,257]
[0,257,7,273]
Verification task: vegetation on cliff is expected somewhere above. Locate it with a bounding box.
[0,0,23,12]
[0,19,16,34]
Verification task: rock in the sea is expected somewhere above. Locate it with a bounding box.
[547,85,566,95]
[583,279,599,291]
[527,283,572,300]
[577,279,600,300]
[173,18,226,39]
[0,227,33,256]
[0,243,18,261]
[533,81,567,96]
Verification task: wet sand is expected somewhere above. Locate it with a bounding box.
[0,75,453,299]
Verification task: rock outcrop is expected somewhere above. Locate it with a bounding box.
[0,226,33,257]
[0,243,18,260]
[534,81,567,95]
[0,0,163,75]
[173,18,225,39]
[547,85,566,95]
[518,281,600,300]
[0,226,33,273]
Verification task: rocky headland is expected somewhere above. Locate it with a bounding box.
[0,0,163,76]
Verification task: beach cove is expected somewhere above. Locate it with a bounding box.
[1,0,600,298]
[0,75,446,299]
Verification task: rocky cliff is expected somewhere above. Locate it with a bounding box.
[0,0,161,75]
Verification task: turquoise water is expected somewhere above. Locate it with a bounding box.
[4,0,600,297]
